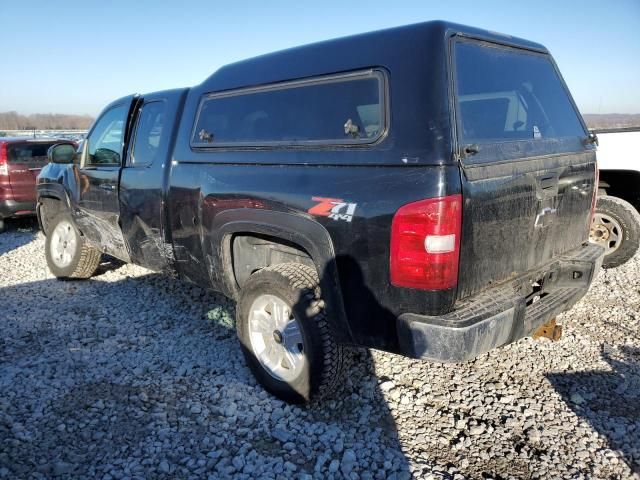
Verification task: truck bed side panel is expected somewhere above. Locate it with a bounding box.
[167,161,461,352]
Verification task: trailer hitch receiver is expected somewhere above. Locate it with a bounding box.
[532,318,563,341]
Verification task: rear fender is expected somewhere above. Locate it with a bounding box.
[205,208,353,344]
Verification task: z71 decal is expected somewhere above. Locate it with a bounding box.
[308,197,358,223]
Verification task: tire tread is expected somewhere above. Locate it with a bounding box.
[595,195,640,268]
[263,262,346,401]
[45,212,101,279]
[70,243,102,278]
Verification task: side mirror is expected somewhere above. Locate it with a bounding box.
[48,143,76,164]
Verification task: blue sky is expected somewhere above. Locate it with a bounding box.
[1,0,638,116]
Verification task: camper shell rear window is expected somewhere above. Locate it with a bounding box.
[454,40,586,145]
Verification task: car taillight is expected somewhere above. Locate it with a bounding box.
[390,194,462,290]
[0,143,7,176]
[589,163,599,228]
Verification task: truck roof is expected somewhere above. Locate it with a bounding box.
[123,20,552,167]
[199,20,548,93]
[134,21,548,103]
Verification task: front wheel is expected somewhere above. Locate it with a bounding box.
[590,195,640,268]
[45,212,102,279]
[236,263,346,404]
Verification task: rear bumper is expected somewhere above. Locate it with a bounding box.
[0,199,37,219]
[397,243,605,362]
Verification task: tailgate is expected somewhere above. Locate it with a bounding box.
[452,38,596,299]
[457,152,596,299]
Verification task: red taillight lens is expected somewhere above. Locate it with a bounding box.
[589,163,599,228]
[390,194,462,290]
[0,143,7,176]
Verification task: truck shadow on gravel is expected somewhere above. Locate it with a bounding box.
[0,270,413,479]
[0,217,38,256]
[546,325,640,473]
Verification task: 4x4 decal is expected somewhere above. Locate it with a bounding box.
[308,197,357,223]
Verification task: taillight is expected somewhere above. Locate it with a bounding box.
[589,163,599,228]
[0,143,7,176]
[390,194,462,290]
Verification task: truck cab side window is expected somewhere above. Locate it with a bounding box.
[130,101,166,167]
[84,105,128,166]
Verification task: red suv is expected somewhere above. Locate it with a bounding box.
[0,137,76,232]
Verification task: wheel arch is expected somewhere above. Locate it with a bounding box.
[208,208,353,344]
[36,184,72,235]
[231,232,316,288]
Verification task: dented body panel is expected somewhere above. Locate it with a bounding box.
[36,21,603,360]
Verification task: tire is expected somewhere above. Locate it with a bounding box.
[590,195,640,268]
[45,212,102,279]
[236,262,346,404]
[0,218,4,233]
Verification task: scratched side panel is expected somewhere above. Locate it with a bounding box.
[119,89,187,272]
[167,163,461,352]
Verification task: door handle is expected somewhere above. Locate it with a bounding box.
[99,184,116,191]
[539,175,558,190]
[536,173,559,199]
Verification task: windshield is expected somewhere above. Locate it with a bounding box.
[455,41,586,144]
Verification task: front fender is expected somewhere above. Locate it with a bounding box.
[36,164,78,234]
[36,163,78,208]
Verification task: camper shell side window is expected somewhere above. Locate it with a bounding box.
[190,69,388,149]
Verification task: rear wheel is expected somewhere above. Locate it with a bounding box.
[45,212,102,279]
[590,195,640,268]
[236,263,346,404]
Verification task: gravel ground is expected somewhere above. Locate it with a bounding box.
[0,218,638,480]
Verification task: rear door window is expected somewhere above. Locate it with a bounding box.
[454,41,586,146]
[7,143,57,165]
[129,101,166,167]
[192,70,386,147]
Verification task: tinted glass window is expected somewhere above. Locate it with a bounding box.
[7,142,59,164]
[85,105,128,166]
[455,42,585,143]
[131,101,166,167]
[192,71,384,146]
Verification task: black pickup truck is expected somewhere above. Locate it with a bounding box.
[37,21,604,403]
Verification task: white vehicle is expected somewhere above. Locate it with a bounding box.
[591,127,640,267]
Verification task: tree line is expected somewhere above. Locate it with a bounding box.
[1,110,637,132]
[0,111,94,130]
[583,114,640,130]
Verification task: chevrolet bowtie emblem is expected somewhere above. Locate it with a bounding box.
[535,207,557,228]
